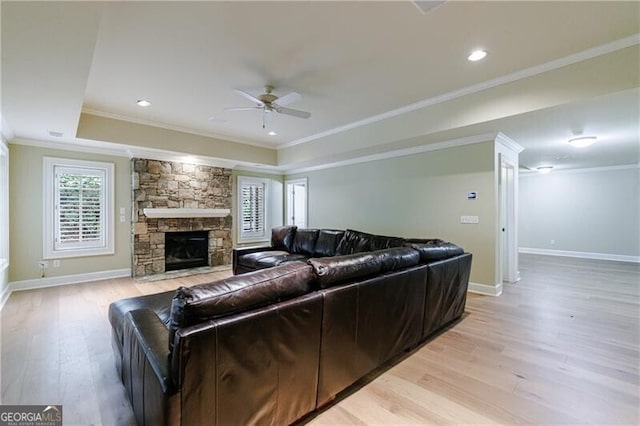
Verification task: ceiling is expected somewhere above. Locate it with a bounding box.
[2,1,639,173]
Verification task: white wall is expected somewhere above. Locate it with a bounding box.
[519,166,640,261]
[9,143,132,282]
[287,141,498,286]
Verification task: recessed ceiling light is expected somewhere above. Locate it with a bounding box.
[468,49,487,62]
[136,99,151,107]
[268,131,277,136]
[537,166,553,174]
[568,136,597,148]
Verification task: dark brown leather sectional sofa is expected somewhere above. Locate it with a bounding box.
[109,227,472,425]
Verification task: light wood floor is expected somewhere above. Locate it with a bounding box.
[1,254,638,425]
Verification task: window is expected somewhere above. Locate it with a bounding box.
[285,178,308,228]
[238,176,269,243]
[44,157,114,259]
[0,142,8,270]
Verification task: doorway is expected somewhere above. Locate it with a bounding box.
[499,158,520,283]
[285,178,308,228]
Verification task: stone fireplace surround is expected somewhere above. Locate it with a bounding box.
[132,158,233,277]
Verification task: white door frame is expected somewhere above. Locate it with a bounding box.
[495,134,523,287]
[500,160,520,283]
[284,178,308,228]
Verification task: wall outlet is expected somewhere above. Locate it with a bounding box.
[53,260,60,268]
[38,261,49,268]
[460,215,480,224]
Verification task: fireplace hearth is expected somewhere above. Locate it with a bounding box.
[165,231,209,271]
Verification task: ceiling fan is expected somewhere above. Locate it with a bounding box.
[225,85,311,128]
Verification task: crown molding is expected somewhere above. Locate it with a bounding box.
[279,34,640,150]
[10,136,132,158]
[283,132,500,175]
[81,108,275,150]
[495,132,525,154]
[9,136,290,174]
[519,163,640,177]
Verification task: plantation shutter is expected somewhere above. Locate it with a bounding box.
[240,180,266,239]
[54,165,106,250]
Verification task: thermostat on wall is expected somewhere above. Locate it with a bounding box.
[467,191,478,200]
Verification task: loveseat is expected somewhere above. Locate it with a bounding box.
[109,227,472,425]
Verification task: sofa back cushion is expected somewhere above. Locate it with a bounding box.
[313,229,345,257]
[370,234,406,251]
[271,225,297,251]
[169,261,313,349]
[404,239,464,262]
[335,229,373,255]
[307,253,382,289]
[373,247,420,272]
[292,229,320,256]
[335,229,406,255]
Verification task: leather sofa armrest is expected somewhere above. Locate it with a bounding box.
[124,309,173,394]
[232,245,273,274]
[123,309,179,425]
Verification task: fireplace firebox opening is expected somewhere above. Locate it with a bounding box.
[165,231,209,271]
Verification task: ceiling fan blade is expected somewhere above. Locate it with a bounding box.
[234,89,264,105]
[273,92,301,107]
[276,106,311,119]
[224,106,262,112]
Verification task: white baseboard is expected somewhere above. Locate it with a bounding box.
[519,247,640,263]
[0,284,11,311]
[468,281,503,297]
[8,268,131,293]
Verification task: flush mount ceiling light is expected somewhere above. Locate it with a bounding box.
[268,131,277,136]
[136,99,151,107]
[468,49,487,61]
[537,166,553,174]
[568,136,597,148]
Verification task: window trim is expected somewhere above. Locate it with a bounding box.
[237,176,269,244]
[43,157,114,259]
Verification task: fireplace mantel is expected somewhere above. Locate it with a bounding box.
[142,208,231,218]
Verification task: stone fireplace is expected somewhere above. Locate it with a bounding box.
[132,159,233,277]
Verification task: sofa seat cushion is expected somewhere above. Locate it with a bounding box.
[238,250,308,270]
[373,247,420,272]
[170,261,314,347]
[404,239,464,262]
[308,253,382,289]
